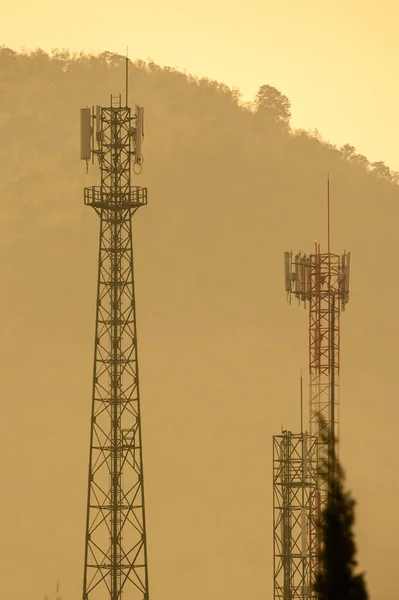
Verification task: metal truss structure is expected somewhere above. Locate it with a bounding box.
[285,244,350,490]
[273,431,318,600]
[275,242,350,598]
[80,94,149,600]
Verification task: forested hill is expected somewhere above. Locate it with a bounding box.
[0,46,395,600]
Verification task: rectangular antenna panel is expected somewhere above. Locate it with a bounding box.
[137,106,144,139]
[96,106,101,134]
[298,259,303,294]
[284,252,291,292]
[301,257,307,296]
[80,108,91,160]
[95,105,105,145]
[294,254,299,294]
[301,260,305,295]
[135,105,143,162]
[345,252,351,293]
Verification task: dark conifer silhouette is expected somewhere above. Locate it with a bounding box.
[314,421,368,600]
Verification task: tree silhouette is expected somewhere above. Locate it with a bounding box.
[314,421,368,600]
[371,160,391,180]
[351,153,369,168]
[254,84,291,123]
[339,145,369,169]
[340,144,356,160]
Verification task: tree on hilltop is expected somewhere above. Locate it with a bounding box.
[371,160,391,180]
[254,84,291,124]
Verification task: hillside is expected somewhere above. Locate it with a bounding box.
[0,47,396,600]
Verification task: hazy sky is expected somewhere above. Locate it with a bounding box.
[3,0,398,170]
[1,4,398,599]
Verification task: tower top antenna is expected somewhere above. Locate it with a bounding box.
[327,172,331,255]
[125,46,129,107]
[300,369,303,435]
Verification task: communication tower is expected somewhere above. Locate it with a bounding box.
[273,430,318,600]
[273,181,351,599]
[276,237,350,597]
[284,243,350,482]
[80,70,148,600]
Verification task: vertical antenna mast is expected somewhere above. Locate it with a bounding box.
[125,47,129,107]
[330,293,336,482]
[300,370,303,435]
[327,173,330,255]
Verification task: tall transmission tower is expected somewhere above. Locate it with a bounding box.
[284,243,350,490]
[80,69,148,600]
[273,182,351,600]
[277,242,350,597]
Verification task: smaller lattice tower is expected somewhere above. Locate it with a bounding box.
[273,430,318,600]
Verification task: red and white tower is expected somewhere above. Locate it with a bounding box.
[273,180,351,600]
[285,243,350,462]
[282,242,350,595]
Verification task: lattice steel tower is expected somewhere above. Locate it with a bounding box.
[80,80,148,600]
[284,243,350,490]
[273,430,318,600]
[280,238,350,596]
[273,182,351,600]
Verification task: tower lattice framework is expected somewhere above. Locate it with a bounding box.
[280,243,350,596]
[273,431,318,600]
[286,244,350,487]
[81,95,149,600]
[273,244,350,600]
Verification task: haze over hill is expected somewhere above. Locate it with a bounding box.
[4,0,399,172]
[0,47,396,600]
